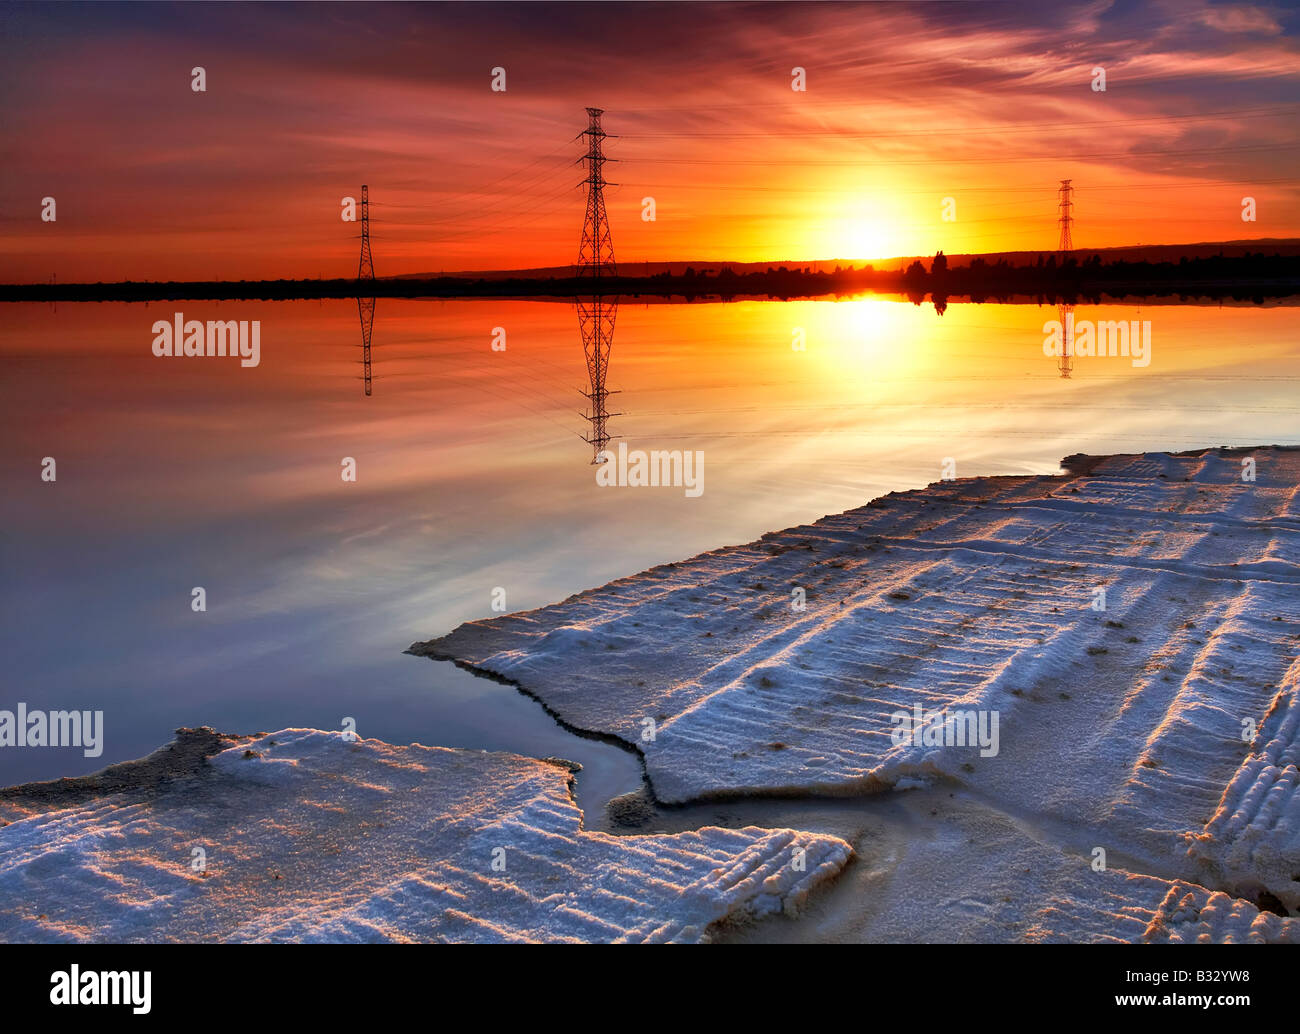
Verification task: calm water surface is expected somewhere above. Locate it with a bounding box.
[3,296,1297,813]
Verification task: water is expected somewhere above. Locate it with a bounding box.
[3,295,1297,815]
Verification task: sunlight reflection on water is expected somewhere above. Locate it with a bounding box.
[2,296,1296,812]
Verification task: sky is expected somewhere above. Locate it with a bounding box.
[1,0,1298,281]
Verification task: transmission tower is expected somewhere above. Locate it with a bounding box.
[1058,179,1073,254]
[577,297,621,462]
[576,108,616,280]
[574,108,620,461]
[358,295,376,396]
[358,184,375,281]
[1056,301,1074,379]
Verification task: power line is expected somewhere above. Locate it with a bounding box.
[614,176,1298,196]
[629,140,1300,167]
[620,104,1300,139]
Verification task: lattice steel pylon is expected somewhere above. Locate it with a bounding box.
[1058,179,1073,255]
[358,184,375,281]
[577,297,621,461]
[576,108,616,280]
[575,108,620,462]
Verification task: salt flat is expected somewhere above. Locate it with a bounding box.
[0,729,851,942]
[5,447,1295,944]
[413,447,1300,918]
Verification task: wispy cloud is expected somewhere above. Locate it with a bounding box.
[1,1,1296,279]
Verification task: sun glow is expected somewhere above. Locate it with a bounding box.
[846,222,891,263]
[811,185,918,264]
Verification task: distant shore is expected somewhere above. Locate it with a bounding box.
[4,250,1299,303]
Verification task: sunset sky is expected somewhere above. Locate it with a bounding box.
[2,0,1298,282]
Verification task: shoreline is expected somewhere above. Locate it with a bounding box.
[0,728,854,943]
[408,444,1300,937]
[4,256,1300,305]
[5,445,1299,942]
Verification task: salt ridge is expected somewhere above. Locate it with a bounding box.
[414,447,1300,920]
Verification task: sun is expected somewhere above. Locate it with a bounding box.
[810,178,922,263]
[821,203,906,262]
[847,222,890,262]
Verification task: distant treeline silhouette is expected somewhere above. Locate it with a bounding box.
[907,249,1300,308]
[4,250,1297,304]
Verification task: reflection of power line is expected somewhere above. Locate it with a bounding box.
[358,295,376,396]
[1056,301,1074,379]
[635,401,1300,417]
[577,296,621,462]
[642,429,1300,445]
[432,347,588,442]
